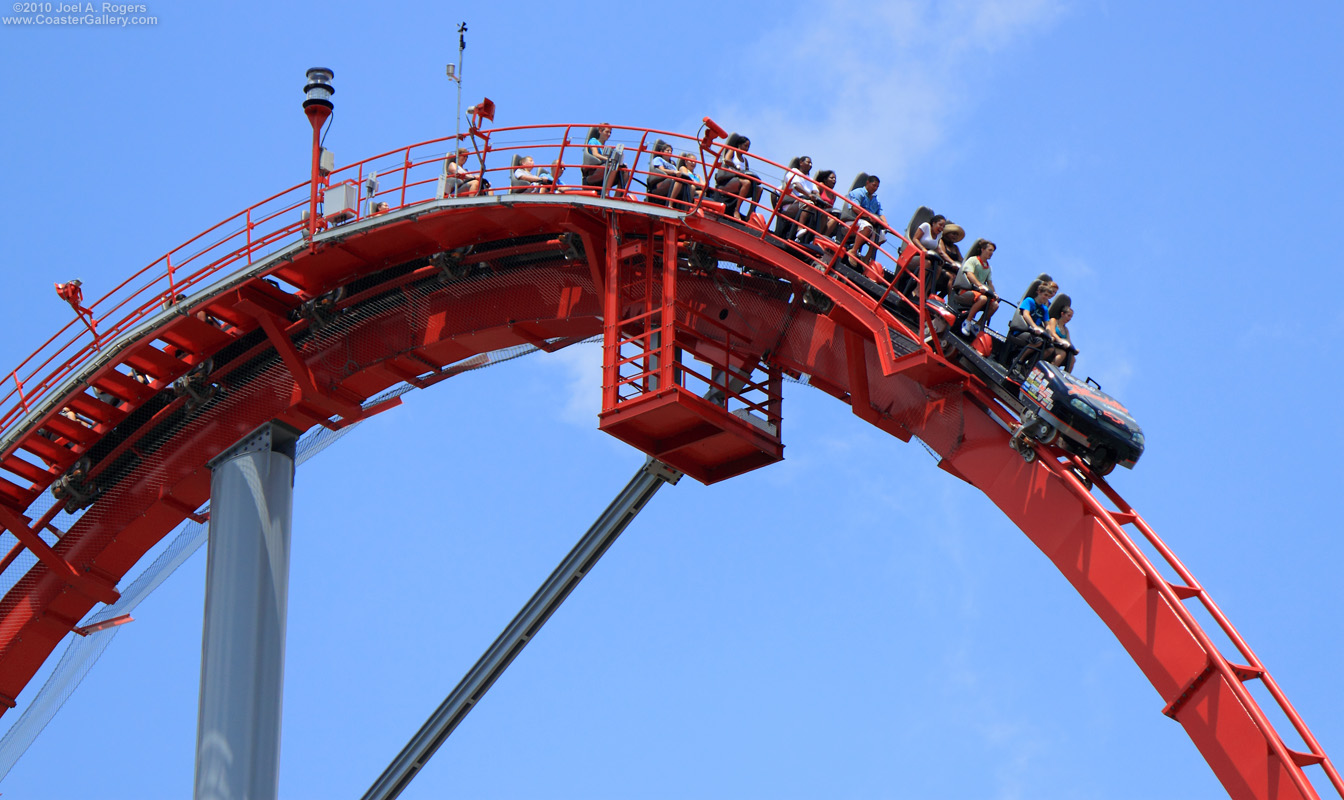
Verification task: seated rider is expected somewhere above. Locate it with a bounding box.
[582,125,630,195]
[844,174,887,267]
[805,170,841,243]
[914,214,958,296]
[646,140,685,206]
[1047,295,1078,372]
[1006,279,1067,376]
[952,238,1000,336]
[711,133,762,221]
[774,156,820,243]
[941,224,965,264]
[442,148,481,197]
[676,153,700,202]
[510,155,554,193]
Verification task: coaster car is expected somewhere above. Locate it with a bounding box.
[1013,361,1144,476]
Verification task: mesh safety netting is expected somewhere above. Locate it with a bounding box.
[0,340,556,781]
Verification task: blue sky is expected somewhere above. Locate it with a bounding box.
[1,1,1341,798]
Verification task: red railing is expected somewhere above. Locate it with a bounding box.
[0,122,933,449]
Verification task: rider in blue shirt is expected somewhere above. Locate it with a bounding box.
[1007,279,1063,376]
[844,175,887,264]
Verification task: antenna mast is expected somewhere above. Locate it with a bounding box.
[451,23,466,147]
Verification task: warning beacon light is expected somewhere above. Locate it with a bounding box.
[302,68,335,241]
[467,97,495,123]
[302,67,335,111]
[54,279,84,310]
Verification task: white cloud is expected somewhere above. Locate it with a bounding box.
[707,0,1066,196]
[546,339,605,427]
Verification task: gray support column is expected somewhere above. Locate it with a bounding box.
[194,422,299,800]
[361,456,682,800]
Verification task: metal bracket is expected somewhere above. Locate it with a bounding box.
[73,613,133,637]
[235,286,402,430]
[1163,659,1265,720]
[208,422,300,470]
[173,358,219,411]
[50,456,97,513]
[295,287,346,331]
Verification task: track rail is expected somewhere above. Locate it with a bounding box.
[0,125,1335,800]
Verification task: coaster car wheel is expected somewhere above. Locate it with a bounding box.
[1089,446,1117,477]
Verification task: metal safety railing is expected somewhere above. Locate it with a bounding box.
[0,121,937,450]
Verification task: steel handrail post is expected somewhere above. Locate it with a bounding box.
[165,253,176,302]
[626,129,651,201]
[917,242,928,348]
[11,373,26,414]
[399,147,411,209]
[356,163,364,221]
[826,218,861,277]
[556,126,572,190]
[694,145,723,217]
[765,182,791,243]
[873,259,899,312]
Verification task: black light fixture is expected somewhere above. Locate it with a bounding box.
[303,67,335,111]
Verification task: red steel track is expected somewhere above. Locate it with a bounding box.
[0,124,1336,799]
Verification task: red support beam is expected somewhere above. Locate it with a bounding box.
[0,504,118,606]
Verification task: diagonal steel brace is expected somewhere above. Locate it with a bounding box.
[360,456,682,800]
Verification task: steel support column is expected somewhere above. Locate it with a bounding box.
[194,422,300,800]
[361,456,683,800]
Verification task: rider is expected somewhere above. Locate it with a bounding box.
[952,238,999,336]
[1007,279,1067,377]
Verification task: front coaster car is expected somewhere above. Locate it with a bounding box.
[1014,362,1145,476]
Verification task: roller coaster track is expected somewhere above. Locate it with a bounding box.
[0,123,1336,799]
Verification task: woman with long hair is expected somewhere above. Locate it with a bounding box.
[773,155,819,241]
[582,124,629,194]
[1047,295,1077,372]
[952,238,1000,335]
[646,139,693,207]
[712,132,762,221]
